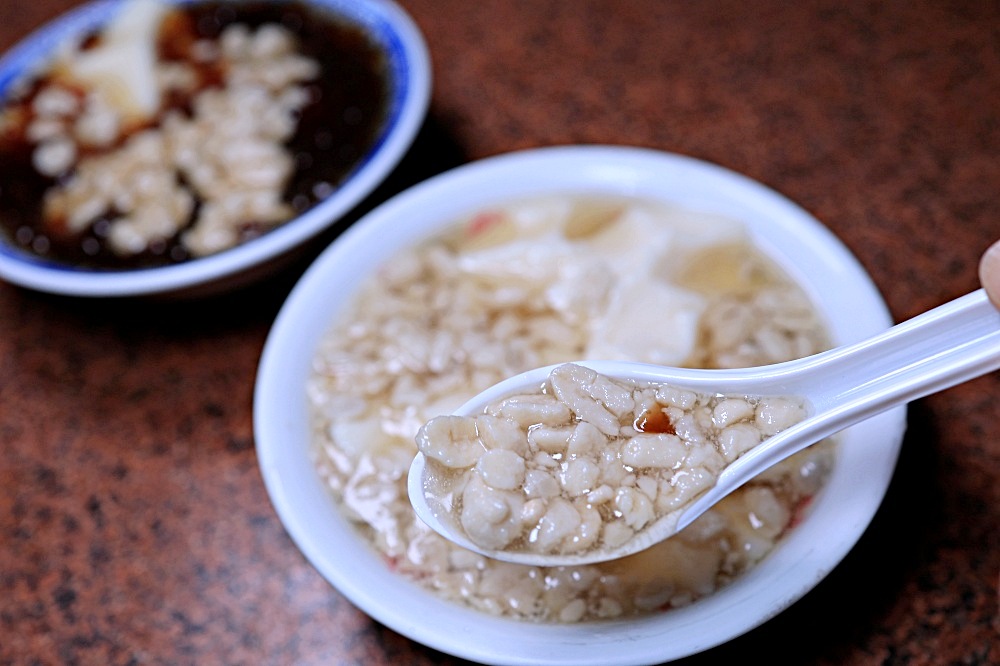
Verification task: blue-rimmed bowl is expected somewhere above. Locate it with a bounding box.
[0,0,430,297]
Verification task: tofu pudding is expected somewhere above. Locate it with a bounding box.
[0,0,390,268]
[307,196,835,622]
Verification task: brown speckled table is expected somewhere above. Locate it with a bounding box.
[1,1,998,664]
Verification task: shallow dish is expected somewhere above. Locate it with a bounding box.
[254,146,906,665]
[0,0,430,297]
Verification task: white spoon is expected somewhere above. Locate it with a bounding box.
[408,288,1000,566]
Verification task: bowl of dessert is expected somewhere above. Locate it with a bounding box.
[254,145,906,665]
[0,0,430,297]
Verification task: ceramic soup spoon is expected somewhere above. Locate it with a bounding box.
[408,288,1000,566]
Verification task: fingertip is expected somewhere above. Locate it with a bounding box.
[978,239,1000,308]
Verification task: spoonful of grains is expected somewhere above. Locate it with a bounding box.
[406,244,1000,566]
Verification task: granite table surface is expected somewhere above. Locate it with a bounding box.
[1,1,998,664]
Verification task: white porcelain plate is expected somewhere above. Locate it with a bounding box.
[254,146,906,666]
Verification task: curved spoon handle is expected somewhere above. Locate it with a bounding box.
[676,288,1000,531]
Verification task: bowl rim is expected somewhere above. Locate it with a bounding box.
[0,0,431,297]
[253,145,906,665]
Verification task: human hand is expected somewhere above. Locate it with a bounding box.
[978,240,1000,308]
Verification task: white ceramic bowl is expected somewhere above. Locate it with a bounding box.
[254,146,906,665]
[0,0,430,297]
